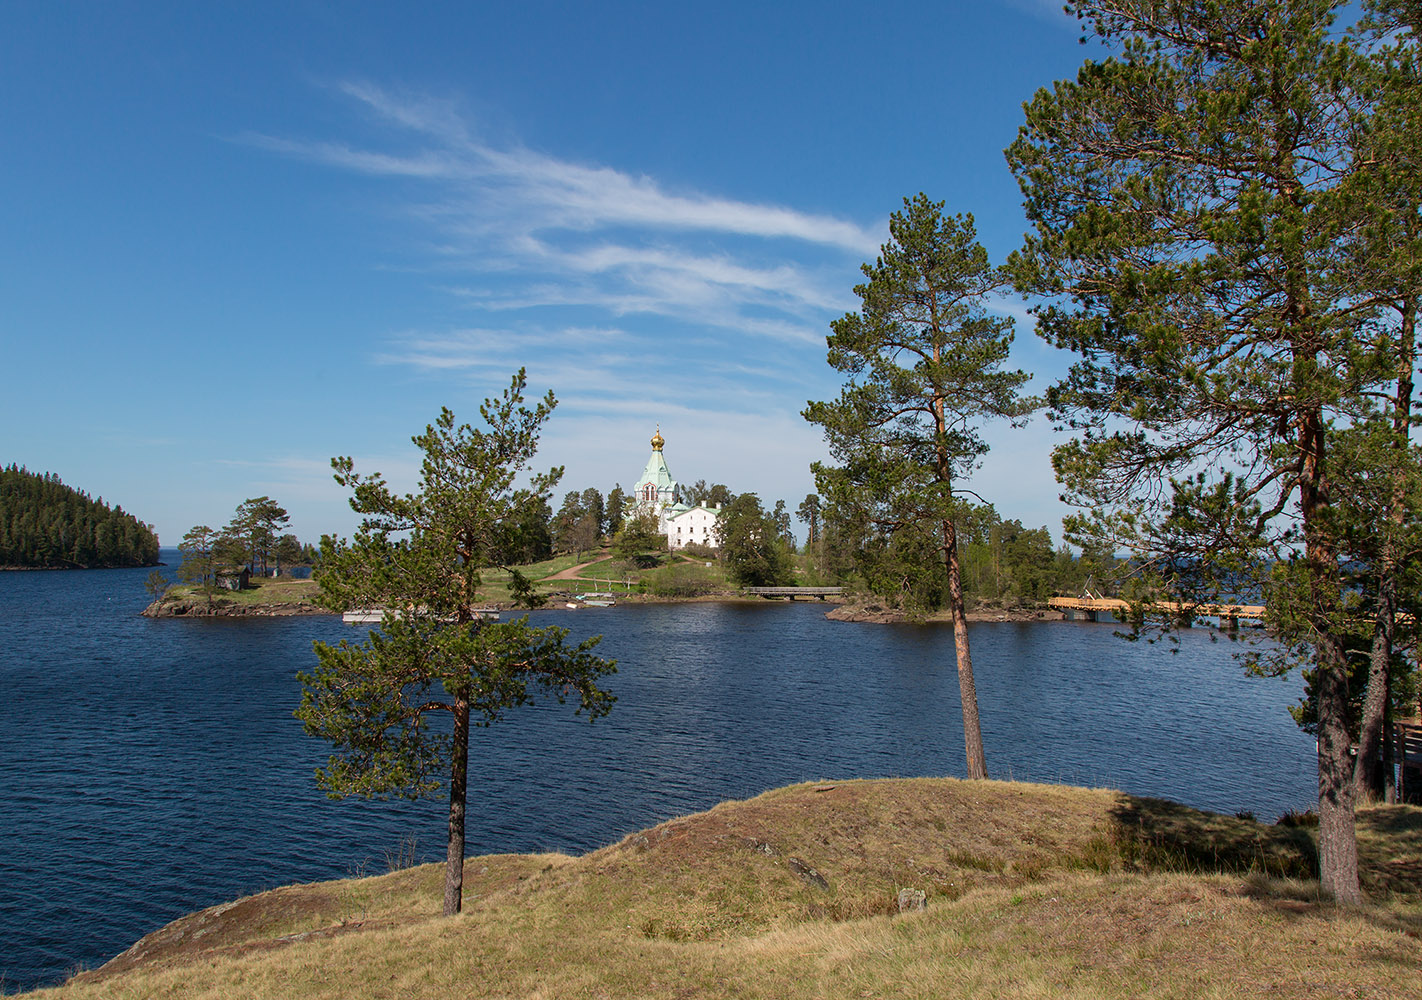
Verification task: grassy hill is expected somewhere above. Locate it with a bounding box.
[30,778,1422,999]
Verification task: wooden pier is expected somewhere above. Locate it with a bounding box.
[1047,596,1265,629]
[743,587,843,601]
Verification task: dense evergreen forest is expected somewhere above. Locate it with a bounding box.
[0,465,160,569]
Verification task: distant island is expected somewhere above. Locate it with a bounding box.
[0,464,159,569]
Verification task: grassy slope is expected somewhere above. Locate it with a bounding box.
[35,778,1422,1000]
[156,577,325,611]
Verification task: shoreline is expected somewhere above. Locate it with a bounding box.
[2,562,163,572]
[142,589,1059,623]
[142,597,332,618]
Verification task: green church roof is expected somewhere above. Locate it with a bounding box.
[632,425,680,507]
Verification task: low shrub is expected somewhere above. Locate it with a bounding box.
[642,562,726,597]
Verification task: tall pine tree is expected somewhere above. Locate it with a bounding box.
[1006,0,1378,901]
[804,195,1034,780]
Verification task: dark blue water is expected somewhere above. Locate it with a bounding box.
[0,559,1314,991]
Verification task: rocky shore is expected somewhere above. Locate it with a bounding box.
[140,590,1056,622]
[141,596,332,618]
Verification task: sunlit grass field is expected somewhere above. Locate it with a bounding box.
[36,778,1422,1000]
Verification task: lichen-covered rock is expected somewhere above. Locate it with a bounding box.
[897,887,927,913]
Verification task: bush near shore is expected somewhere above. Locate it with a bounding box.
[39,778,1422,1000]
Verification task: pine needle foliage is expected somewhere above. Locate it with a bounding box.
[297,370,616,916]
[804,194,1035,780]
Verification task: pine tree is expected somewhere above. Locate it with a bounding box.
[297,371,615,916]
[716,493,792,587]
[804,194,1034,780]
[1005,0,1375,900]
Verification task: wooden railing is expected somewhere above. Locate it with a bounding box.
[743,587,844,600]
[1047,596,1265,626]
[1398,720,1422,803]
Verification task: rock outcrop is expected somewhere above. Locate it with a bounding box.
[142,597,330,618]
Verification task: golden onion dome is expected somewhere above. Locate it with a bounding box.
[651,425,665,451]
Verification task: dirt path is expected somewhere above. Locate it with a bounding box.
[547,553,616,581]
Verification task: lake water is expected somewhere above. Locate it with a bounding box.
[0,558,1315,991]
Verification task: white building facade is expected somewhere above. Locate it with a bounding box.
[629,427,721,550]
[664,504,719,550]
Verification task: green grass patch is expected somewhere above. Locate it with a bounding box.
[162,577,322,609]
[637,559,732,597]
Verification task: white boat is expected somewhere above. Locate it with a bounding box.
[343,607,500,624]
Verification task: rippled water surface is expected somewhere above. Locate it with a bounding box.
[0,560,1314,990]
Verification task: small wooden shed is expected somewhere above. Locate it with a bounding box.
[215,567,251,591]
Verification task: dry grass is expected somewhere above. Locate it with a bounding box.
[218,577,321,605]
[30,779,1422,1000]
[161,577,324,611]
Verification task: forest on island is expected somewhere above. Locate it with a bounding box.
[0,464,159,569]
[488,478,1106,609]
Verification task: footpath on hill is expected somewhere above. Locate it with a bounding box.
[547,554,617,581]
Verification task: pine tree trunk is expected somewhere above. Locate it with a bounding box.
[1357,588,1397,800]
[443,696,470,916]
[1300,406,1362,904]
[1354,296,1414,803]
[945,516,988,780]
[1316,633,1363,904]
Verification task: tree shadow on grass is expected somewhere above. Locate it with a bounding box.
[1105,794,1317,881]
[1355,803,1422,901]
[1106,795,1422,935]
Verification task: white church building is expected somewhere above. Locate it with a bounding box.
[629,427,722,550]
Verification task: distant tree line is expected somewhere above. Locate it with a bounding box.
[797,490,1105,611]
[0,464,159,568]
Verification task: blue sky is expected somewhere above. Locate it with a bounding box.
[2,1,1094,547]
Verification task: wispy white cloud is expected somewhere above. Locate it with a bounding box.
[330,80,881,252]
[242,82,875,360]
[251,84,878,252]
[239,133,460,178]
[240,82,905,520]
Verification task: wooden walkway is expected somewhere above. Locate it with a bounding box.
[743,587,843,601]
[1398,720,1422,803]
[1047,596,1265,628]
